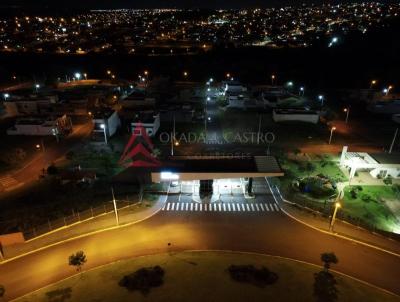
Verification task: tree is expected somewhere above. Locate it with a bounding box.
[321,252,338,272]
[314,271,338,302]
[293,148,301,156]
[68,251,87,272]
[0,285,5,299]
[314,252,339,302]
[47,164,59,175]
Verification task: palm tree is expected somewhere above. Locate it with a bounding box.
[68,251,87,273]
[321,252,338,272]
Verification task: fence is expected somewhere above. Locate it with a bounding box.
[22,199,136,240]
[283,192,400,241]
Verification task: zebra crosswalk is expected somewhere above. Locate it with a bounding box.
[161,202,280,213]
[0,175,19,189]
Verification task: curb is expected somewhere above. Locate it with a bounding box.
[8,250,400,302]
[0,195,168,265]
[264,178,400,258]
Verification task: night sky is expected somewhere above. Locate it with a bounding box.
[0,0,370,10]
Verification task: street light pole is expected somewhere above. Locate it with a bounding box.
[344,107,350,123]
[328,127,336,145]
[111,187,119,226]
[101,122,108,144]
[329,202,341,231]
[171,115,176,156]
[389,128,398,154]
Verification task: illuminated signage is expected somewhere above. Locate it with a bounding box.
[161,172,180,180]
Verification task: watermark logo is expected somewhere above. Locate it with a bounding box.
[119,122,161,168]
[159,131,275,145]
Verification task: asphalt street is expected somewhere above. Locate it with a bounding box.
[1,183,400,301]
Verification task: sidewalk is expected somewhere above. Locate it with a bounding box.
[2,195,166,260]
[271,185,400,255]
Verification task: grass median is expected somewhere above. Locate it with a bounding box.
[14,251,399,302]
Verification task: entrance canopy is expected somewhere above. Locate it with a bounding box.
[151,155,283,182]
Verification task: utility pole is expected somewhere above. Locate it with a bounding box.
[171,114,176,156]
[344,107,350,123]
[329,202,341,231]
[328,127,336,145]
[111,187,119,226]
[257,115,262,144]
[389,128,398,154]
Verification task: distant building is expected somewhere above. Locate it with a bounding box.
[3,94,58,116]
[121,90,156,109]
[6,114,72,136]
[367,99,400,114]
[222,80,247,95]
[92,109,121,143]
[130,112,160,137]
[273,108,320,124]
[340,148,400,179]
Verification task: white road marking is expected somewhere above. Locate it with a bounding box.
[222,203,226,211]
[166,203,171,211]
[195,203,198,211]
[246,204,250,211]
[186,203,189,211]
[255,204,260,211]
[171,203,175,211]
[259,204,265,211]
[190,203,194,211]
[270,204,275,211]
[231,203,236,211]
[250,204,255,211]
[274,204,280,211]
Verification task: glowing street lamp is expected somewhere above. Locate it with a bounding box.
[35,84,40,92]
[328,126,336,145]
[144,70,149,76]
[271,74,276,85]
[299,86,304,96]
[287,81,293,88]
[3,93,10,100]
[370,80,377,89]
[329,202,341,231]
[209,78,214,83]
[385,85,394,96]
[328,36,338,47]
[183,71,188,78]
[318,95,324,106]
[107,70,112,75]
[226,73,231,79]
[100,123,108,144]
[343,107,350,123]
[83,73,88,80]
[74,72,81,80]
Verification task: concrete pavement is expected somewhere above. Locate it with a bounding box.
[1,207,400,301]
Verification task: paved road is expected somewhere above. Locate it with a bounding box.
[0,122,93,194]
[1,185,400,301]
